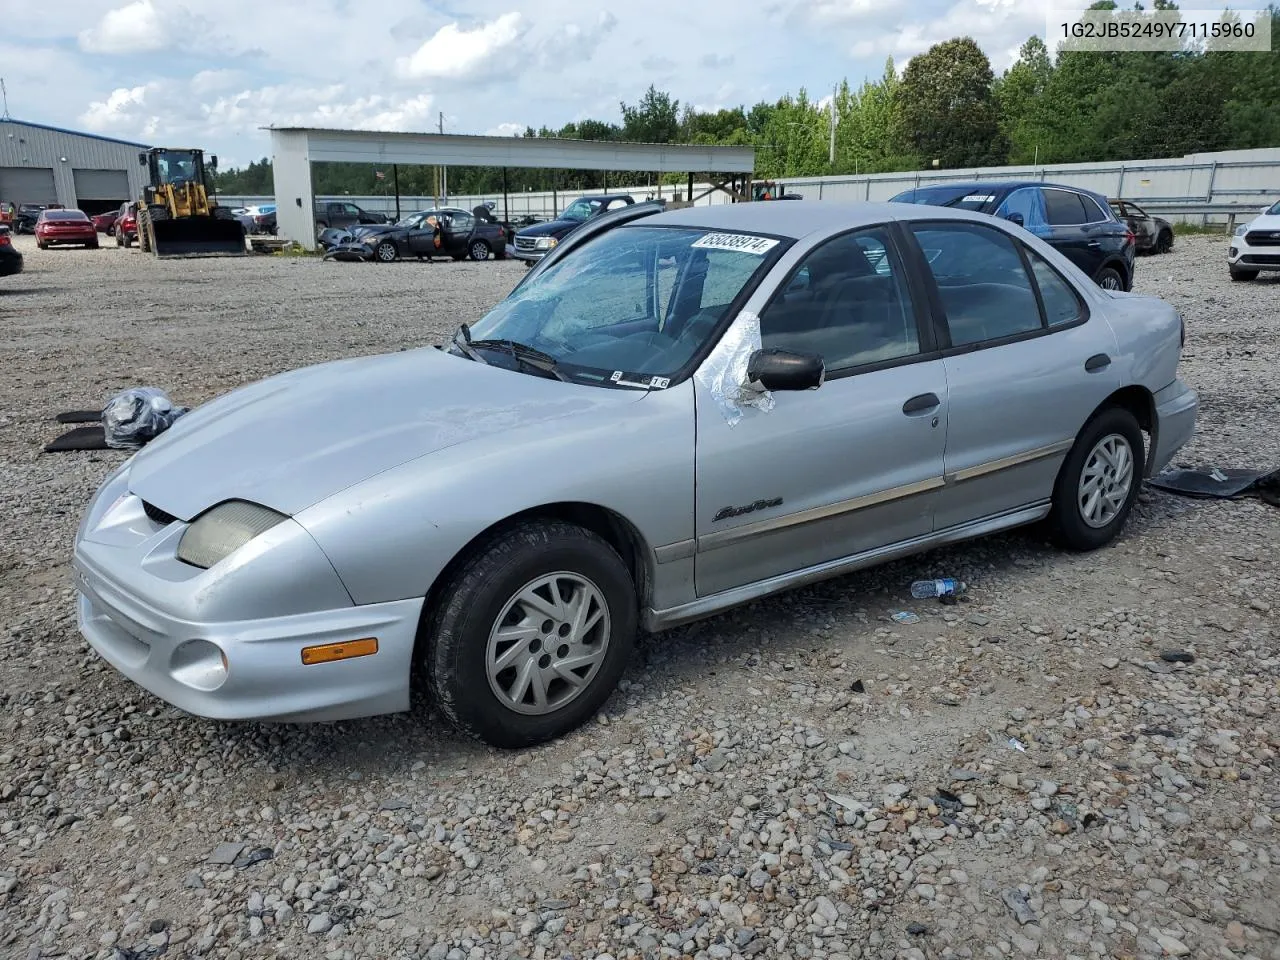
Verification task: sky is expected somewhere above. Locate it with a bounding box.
[3,0,1066,168]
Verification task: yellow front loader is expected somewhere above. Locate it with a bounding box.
[135,147,246,258]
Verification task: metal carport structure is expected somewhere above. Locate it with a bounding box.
[267,126,756,251]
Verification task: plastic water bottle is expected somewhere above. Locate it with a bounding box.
[911,578,966,599]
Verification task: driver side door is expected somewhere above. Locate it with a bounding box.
[692,225,949,597]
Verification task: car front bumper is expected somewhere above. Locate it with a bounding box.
[1228,236,1280,271]
[73,473,422,723]
[1150,377,1199,476]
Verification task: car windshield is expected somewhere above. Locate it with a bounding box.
[396,212,429,227]
[456,225,786,385]
[559,199,602,222]
[892,187,999,211]
[1267,201,1280,215]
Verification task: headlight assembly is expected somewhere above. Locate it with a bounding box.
[1234,224,1248,237]
[176,500,287,569]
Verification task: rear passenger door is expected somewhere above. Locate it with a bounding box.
[904,220,1121,530]
[1042,188,1094,273]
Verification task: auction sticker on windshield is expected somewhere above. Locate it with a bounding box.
[692,233,780,255]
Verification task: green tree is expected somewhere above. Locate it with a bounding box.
[620,85,680,143]
[994,37,1054,163]
[897,37,1007,167]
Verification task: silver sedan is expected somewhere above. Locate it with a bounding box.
[73,201,1198,747]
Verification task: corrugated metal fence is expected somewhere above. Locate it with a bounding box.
[220,146,1280,225]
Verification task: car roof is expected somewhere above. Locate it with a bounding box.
[640,200,1013,240]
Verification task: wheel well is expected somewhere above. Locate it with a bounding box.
[1097,258,1129,285]
[1096,385,1155,472]
[420,502,653,632]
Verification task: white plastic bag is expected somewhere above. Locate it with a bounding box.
[102,387,188,450]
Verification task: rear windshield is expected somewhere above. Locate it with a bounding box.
[891,186,1002,211]
[44,211,89,221]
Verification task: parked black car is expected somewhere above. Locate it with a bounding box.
[15,204,50,235]
[314,200,389,234]
[0,225,22,277]
[330,209,508,263]
[510,195,636,263]
[890,181,1136,290]
[1108,199,1173,254]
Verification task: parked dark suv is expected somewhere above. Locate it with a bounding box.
[510,195,635,263]
[314,200,389,235]
[890,181,1136,290]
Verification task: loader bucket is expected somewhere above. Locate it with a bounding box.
[149,218,247,258]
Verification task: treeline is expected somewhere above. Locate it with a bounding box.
[214,4,1279,199]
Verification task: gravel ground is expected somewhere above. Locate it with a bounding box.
[0,233,1277,960]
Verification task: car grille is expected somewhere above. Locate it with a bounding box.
[1244,231,1280,246]
[142,501,177,526]
[514,237,538,251]
[1241,254,1280,265]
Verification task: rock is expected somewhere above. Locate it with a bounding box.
[308,913,334,935]
[1101,657,1121,669]
[1160,649,1195,663]
[634,881,654,902]
[1001,888,1036,925]
[207,842,247,865]
[1155,934,1191,956]
[907,922,929,936]
[814,896,839,925]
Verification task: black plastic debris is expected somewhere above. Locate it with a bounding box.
[235,846,275,869]
[850,679,866,694]
[44,425,109,452]
[907,922,930,936]
[1160,649,1196,663]
[1149,465,1280,506]
[934,788,964,812]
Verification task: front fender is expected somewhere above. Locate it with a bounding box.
[296,382,697,606]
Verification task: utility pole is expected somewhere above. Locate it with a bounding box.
[829,84,837,166]
[0,78,10,120]
[438,112,448,205]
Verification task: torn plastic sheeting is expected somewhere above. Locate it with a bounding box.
[694,311,775,426]
[102,387,188,451]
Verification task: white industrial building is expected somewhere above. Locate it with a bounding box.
[0,118,151,216]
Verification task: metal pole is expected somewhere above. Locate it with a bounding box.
[438,112,447,204]
[687,172,694,205]
[393,164,401,221]
[502,167,509,225]
[829,84,837,166]
[552,171,557,219]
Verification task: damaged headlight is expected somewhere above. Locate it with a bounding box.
[176,500,288,569]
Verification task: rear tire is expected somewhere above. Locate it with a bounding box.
[469,239,491,261]
[1156,230,1173,254]
[1095,266,1124,291]
[1048,407,1145,552]
[1229,267,1258,281]
[423,520,636,748]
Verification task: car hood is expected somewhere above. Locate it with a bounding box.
[1245,214,1280,233]
[516,219,579,238]
[126,347,640,520]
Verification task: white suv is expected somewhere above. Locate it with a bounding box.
[1229,200,1280,281]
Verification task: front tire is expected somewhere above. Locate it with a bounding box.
[423,520,636,748]
[1230,267,1258,281]
[1049,407,1145,551]
[374,240,398,263]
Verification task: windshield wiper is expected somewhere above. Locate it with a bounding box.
[450,323,488,365]
[468,338,573,382]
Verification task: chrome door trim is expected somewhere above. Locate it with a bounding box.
[944,439,1074,484]
[647,501,1051,631]
[653,539,695,564]
[697,476,946,552]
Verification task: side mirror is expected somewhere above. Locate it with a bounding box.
[138,153,147,166]
[747,348,825,391]
[209,155,218,169]
[1263,205,1272,215]
[1005,212,1024,227]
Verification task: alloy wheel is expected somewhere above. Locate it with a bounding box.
[1077,433,1134,528]
[485,572,611,716]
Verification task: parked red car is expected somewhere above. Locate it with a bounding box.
[91,210,120,234]
[35,209,99,249]
[115,202,139,248]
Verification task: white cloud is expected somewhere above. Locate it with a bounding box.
[191,69,246,95]
[78,0,168,53]
[80,84,155,131]
[396,12,526,80]
[537,11,618,63]
[485,122,525,137]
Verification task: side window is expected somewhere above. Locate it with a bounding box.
[452,213,475,232]
[910,222,1042,347]
[1079,194,1109,222]
[758,227,920,372]
[1044,189,1089,226]
[994,187,1049,235]
[1025,248,1086,327]
[343,203,362,216]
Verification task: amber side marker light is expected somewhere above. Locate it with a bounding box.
[301,638,379,666]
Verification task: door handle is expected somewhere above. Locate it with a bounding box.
[1084,353,1111,372]
[902,392,941,415]
[1087,240,1101,248]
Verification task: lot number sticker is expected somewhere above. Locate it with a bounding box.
[692,233,780,255]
